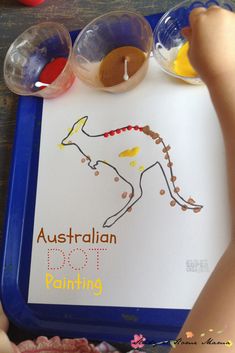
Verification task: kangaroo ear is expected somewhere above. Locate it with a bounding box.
[80,116,88,127]
[73,116,88,131]
[70,116,88,134]
[62,116,88,145]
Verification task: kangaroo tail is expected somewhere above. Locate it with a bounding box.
[142,125,203,212]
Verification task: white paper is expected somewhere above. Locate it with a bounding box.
[28,58,231,309]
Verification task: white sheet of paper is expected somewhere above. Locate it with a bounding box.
[28,58,231,309]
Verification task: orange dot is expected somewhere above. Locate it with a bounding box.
[174,187,180,193]
[181,205,187,211]
[127,207,132,212]
[171,176,177,182]
[160,189,165,195]
[94,171,99,176]
[170,200,176,207]
[167,162,173,168]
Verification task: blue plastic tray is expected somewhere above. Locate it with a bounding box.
[0,14,189,344]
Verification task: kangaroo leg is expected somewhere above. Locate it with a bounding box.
[103,177,143,228]
[155,160,203,212]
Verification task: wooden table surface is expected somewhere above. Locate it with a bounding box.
[0,0,186,349]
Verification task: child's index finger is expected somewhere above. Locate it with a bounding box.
[189,6,207,26]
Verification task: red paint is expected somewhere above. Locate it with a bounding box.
[103,125,144,138]
[38,57,67,89]
[18,0,45,6]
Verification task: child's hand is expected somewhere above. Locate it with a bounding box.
[182,6,235,84]
[0,304,8,332]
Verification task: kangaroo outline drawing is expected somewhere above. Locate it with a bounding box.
[61,116,203,228]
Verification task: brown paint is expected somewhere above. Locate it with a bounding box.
[99,46,146,87]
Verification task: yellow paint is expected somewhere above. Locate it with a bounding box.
[173,42,197,78]
[139,165,145,172]
[130,161,137,167]
[119,146,140,158]
[57,144,65,150]
[69,117,87,136]
[225,340,233,347]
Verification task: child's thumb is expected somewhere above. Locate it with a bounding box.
[0,330,19,353]
[0,303,9,332]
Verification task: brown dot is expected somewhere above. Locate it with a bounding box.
[170,200,176,207]
[164,153,169,160]
[81,158,86,163]
[129,193,133,198]
[149,131,156,139]
[181,205,187,211]
[142,125,150,135]
[151,132,159,139]
[188,197,195,204]
[122,192,128,199]
[114,177,119,182]
[171,176,177,182]
[155,138,162,144]
[127,207,132,212]
[194,207,201,213]
[162,145,171,153]
[94,171,99,176]
[167,162,173,168]
[160,189,165,195]
[174,187,180,193]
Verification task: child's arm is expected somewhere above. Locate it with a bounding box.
[185,7,235,234]
[169,7,235,353]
